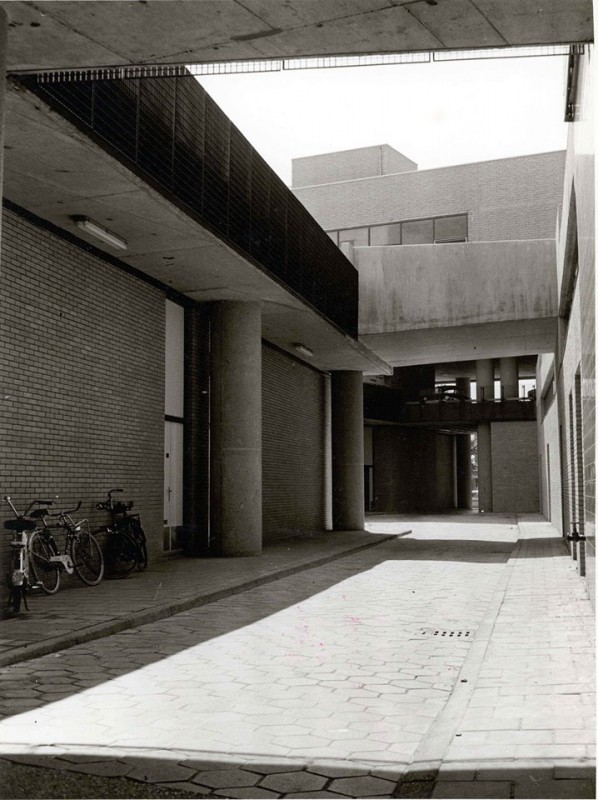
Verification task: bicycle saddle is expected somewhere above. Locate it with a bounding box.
[4,518,36,531]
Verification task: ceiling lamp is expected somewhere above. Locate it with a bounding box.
[293,343,314,358]
[72,216,128,251]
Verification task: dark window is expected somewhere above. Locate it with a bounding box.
[434,214,468,242]
[401,218,434,244]
[370,223,402,245]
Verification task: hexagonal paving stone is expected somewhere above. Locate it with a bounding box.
[194,769,261,789]
[261,770,328,794]
[125,760,196,784]
[329,775,396,797]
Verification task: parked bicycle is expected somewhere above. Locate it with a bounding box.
[96,489,148,577]
[29,501,104,590]
[3,496,53,612]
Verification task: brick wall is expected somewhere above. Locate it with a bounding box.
[372,427,455,512]
[0,208,165,595]
[293,151,565,242]
[537,380,563,532]
[491,421,539,513]
[292,145,417,188]
[262,344,327,540]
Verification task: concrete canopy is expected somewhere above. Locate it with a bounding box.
[0,1,593,73]
[4,83,389,375]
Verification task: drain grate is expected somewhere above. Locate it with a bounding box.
[417,629,473,638]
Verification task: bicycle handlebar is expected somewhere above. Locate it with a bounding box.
[108,488,124,497]
[3,496,55,518]
[42,500,82,518]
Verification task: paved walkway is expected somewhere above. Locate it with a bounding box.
[0,514,594,799]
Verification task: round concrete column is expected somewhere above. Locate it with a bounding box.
[456,434,473,509]
[499,357,519,399]
[476,359,494,402]
[455,377,471,398]
[210,301,262,556]
[331,371,364,530]
[477,422,493,513]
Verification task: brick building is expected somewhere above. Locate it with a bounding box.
[0,2,593,607]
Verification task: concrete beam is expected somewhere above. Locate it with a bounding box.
[0,1,592,72]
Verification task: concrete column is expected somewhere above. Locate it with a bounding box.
[476,359,494,402]
[0,9,7,252]
[331,371,364,530]
[477,422,493,512]
[210,301,262,556]
[455,377,471,398]
[499,357,519,399]
[456,434,473,509]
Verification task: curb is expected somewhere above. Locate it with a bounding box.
[0,532,402,668]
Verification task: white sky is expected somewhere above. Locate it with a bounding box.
[197,54,569,186]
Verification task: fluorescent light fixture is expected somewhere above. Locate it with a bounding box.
[293,343,314,358]
[72,216,128,250]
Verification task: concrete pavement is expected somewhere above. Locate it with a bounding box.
[0,514,594,799]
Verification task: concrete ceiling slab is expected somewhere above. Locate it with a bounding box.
[361,317,557,369]
[3,82,389,376]
[0,1,592,73]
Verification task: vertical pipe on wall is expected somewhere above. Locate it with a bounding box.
[331,371,364,530]
[210,301,262,556]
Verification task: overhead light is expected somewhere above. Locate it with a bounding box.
[72,216,128,250]
[293,343,314,358]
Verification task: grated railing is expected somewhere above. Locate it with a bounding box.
[21,73,358,338]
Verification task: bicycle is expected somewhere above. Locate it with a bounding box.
[30,501,105,589]
[96,489,148,577]
[3,496,54,612]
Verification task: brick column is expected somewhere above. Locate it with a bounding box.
[331,371,364,530]
[456,434,473,509]
[210,301,262,556]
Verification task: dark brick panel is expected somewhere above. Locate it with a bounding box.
[262,345,327,541]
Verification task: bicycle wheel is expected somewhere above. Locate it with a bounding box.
[71,531,104,586]
[29,532,60,594]
[127,519,148,570]
[105,531,137,578]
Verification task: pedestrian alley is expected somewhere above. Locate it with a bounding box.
[0,515,594,799]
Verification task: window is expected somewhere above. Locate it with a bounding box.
[370,223,402,245]
[434,214,468,242]
[338,227,369,246]
[402,218,434,244]
[328,213,469,249]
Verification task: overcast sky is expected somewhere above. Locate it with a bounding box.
[197,54,569,186]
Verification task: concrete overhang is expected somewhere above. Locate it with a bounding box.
[4,82,390,376]
[354,239,558,369]
[0,1,593,73]
[361,317,558,368]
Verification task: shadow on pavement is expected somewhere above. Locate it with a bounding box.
[0,752,595,798]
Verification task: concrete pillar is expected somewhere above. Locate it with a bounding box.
[476,359,494,402]
[455,377,471,398]
[0,9,7,251]
[499,357,519,399]
[210,301,262,556]
[456,434,473,509]
[477,422,493,512]
[331,371,364,530]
